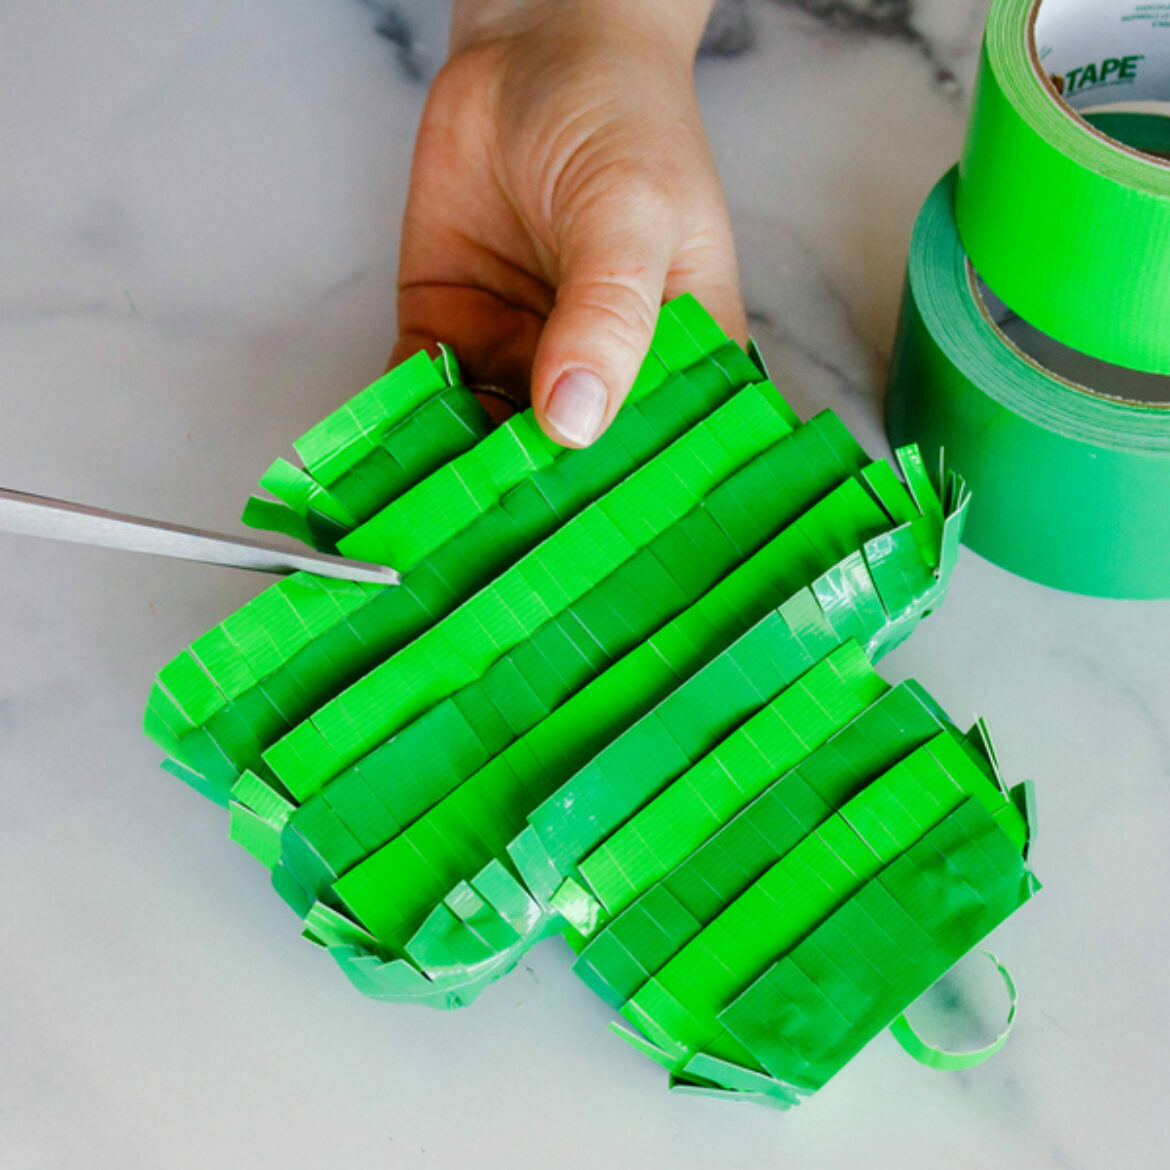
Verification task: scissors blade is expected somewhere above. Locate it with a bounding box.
[0,485,400,587]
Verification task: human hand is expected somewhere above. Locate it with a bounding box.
[390,0,747,447]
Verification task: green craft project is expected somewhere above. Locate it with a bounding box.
[145,293,1037,1105]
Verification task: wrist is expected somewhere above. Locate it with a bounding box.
[450,0,714,62]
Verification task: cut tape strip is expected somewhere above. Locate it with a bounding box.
[889,949,1018,1071]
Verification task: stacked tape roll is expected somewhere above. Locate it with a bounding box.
[958,0,1170,372]
[887,0,1170,599]
[147,295,1038,1106]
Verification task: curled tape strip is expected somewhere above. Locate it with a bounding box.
[890,949,1018,1072]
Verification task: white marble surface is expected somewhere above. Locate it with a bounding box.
[2,2,1168,1167]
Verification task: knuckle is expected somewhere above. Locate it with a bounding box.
[584,160,675,225]
[569,276,660,356]
[424,43,509,129]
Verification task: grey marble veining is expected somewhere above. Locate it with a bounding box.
[749,0,971,90]
[356,0,448,80]
[2,2,1168,1168]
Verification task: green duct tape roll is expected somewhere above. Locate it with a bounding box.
[957,0,1170,372]
[886,146,1170,599]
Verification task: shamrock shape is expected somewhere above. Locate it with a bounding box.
[146,295,1037,1107]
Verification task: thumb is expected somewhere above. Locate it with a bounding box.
[531,193,677,448]
[388,329,438,370]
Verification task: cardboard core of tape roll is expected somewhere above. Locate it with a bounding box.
[971,267,1170,407]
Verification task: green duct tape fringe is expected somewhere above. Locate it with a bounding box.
[146,294,1036,1104]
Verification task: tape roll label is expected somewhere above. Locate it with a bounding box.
[1036,0,1170,106]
